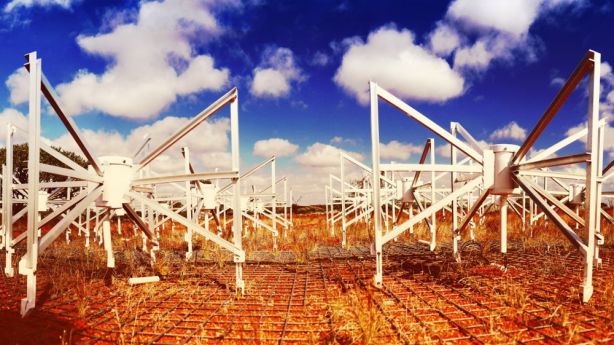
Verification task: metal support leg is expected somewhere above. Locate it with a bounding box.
[500,196,508,267]
[85,207,91,248]
[429,138,436,251]
[230,93,244,295]
[19,52,42,317]
[409,203,414,234]
[582,51,601,303]
[340,156,347,248]
[451,123,460,260]
[102,218,115,268]
[370,82,383,288]
[3,162,15,276]
[183,147,193,260]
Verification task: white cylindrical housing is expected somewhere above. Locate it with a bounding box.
[98,156,134,209]
[569,183,584,205]
[254,200,263,212]
[202,184,217,209]
[38,191,49,212]
[395,180,403,200]
[490,144,519,195]
[240,196,249,211]
[401,179,414,203]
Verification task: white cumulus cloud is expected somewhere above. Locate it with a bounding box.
[428,23,462,56]
[453,38,497,70]
[250,47,304,98]
[4,0,74,12]
[253,138,299,158]
[24,0,234,119]
[295,142,362,168]
[447,0,584,72]
[448,0,542,37]
[566,121,614,157]
[0,108,29,145]
[379,140,422,161]
[5,68,29,105]
[50,116,232,174]
[489,121,527,141]
[334,26,465,105]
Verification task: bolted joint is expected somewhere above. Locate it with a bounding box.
[234,251,245,263]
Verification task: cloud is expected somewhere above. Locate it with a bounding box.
[5,68,28,105]
[4,0,74,12]
[566,121,614,157]
[562,59,614,163]
[295,142,363,168]
[291,142,367,204]
[22,0,234,119]
[601,62,614,85]
[527,147,558,160]
[447,0,542,37]
[334,26,465,105]
[50,116,232,173]
[253,137,299,158]
[330,136,358,146]
[453,38,497,70]
[550,77,566,88]
[437,139,490,158]
[0,108,28,145]
[428,23,462,56]
[311,51,330,66]
[0,104,233,174]
[436,144,453,158]
[250,47,304,98]
[489,121,527,141]
[445,0,584,72]
[379,140,422,161]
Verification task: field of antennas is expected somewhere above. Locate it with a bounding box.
[0,49,613,345]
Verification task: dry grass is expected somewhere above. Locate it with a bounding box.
[5,207,613,344]
[329,288,386,344]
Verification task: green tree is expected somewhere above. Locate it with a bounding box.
[0,143,88,184]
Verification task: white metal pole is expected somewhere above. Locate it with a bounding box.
[272,158,278,247]
[103,217,115,268]
[183,147,193,260]
[340,155,347,247]
[3,125,15,276]
[20,52,42,316]
[429,138,436,251]
[594,119,605,266]
[85,206,91,247]
[230,93,244,294]
[500,196,508,257]
[582,51,600,302]
[450,123,459,259]
[370,82,383,288]
[289,189,293,224]
[65,187,71,243]
[283,179,288,231]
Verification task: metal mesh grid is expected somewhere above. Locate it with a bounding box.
[1,243,612,344]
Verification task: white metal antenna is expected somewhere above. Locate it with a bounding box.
[368,50,606,302]
[13,52,246,316]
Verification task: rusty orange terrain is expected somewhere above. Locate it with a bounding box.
[1,213,613,344]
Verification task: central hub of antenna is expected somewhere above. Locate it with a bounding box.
[485,144,519,195]
[96,156,134,209]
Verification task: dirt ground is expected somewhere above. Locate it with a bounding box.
[1,235,613,344]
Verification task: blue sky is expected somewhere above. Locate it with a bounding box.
[0,0,613,204]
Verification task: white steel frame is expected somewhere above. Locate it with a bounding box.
[369,50,605,302]
[14,52,245,316]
